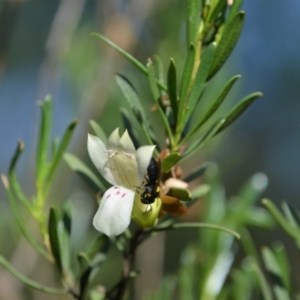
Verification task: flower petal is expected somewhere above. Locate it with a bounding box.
[107,128,120,150]
[93,186,135,236]
[119,130,136,155]
[87,134,117,186]
[136,145,156,185]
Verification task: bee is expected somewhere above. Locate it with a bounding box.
[139,157,161,205]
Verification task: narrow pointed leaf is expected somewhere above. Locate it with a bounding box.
[116,74,149,124]
[147,62,174,144]
[274,287,290,300]
[273,242,291,291]
[64,153,106,191]
[147,59,160,101]
[183,74,240,142]
[228,0,244,22]
[153,55,165,85]
[251,263,273,300]
[179,247,196,300]
[262,247,289,297]
[207,0,227,24]
[161,152,181,173]
[45,119,77,190]
[8,140,30,211]
[281,202,300,228]
[192,75,241,136]
[216,92,262,135]
[168,187,191,201]
[91,32,147,75]
[120,107,141,149]
[183,118,225,160]
[150,222,240,239]
[191,184,211,200]
[116,74,158,145]
[167,58,178,120]
[244,207,274,229]
[262,199,300,241]
[89,120,107,144]
[0,256,66,294]
[184,43,216,125]
[91,33,167,90]
[36,96,52,184]
[186,0,201,46]
[1,175,49,259]
[180,44,196,104]
[59,203,72,276]
[184,162,210,182]
[48,207,62,273]
[209,11,245,78]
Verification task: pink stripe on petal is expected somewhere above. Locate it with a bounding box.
[122,193,126,198]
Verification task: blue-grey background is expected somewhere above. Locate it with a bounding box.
[0,0,299,298]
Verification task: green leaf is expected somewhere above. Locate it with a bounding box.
[228,0,244,23]
[89,289,106,300]
[184,43,216,125]
[239,228,260,261]
[64,153,106,191]
[274,286,291,300]
[251,262,273,300]
[36,96,52,185]
[209,11,245,78]
[207,0,227,25]
[120,107,141,149]
[161,152,181,173]
[183,118,225,160]
[116,74,159,146]
[186,0,201,46]
[179,247,196,300]
[87,235,110,259]
[179,44,196,105]
[48,207,62,273]
[281,202,300,228]
[167,58,178,121]
[273,242,291,291]
[59,203,72,277]
[91,33,167,91]
[262,199,300,242]
[184,162,210,182]
[1,174,49,260]
[243,207,275,229]
[8,140,30,211]
[147,59,161,102]
[168,187,191,201]
[147,62,174,145]
[191,184,211,200]
[238,173,268,207]
[150,222,240,239]
[89,120,107,144]
[153,55,165,85]
[45,119,77,192]
[91,32,147,75]
[262,247,289,297]
[0,255,66,294]
[189,74,240,137]
[216,92,262,135]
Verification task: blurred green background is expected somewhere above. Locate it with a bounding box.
[0,0,300,299]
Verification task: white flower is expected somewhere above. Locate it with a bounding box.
[87,128,156,236]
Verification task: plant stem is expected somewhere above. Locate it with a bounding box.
[107,228,144,300]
